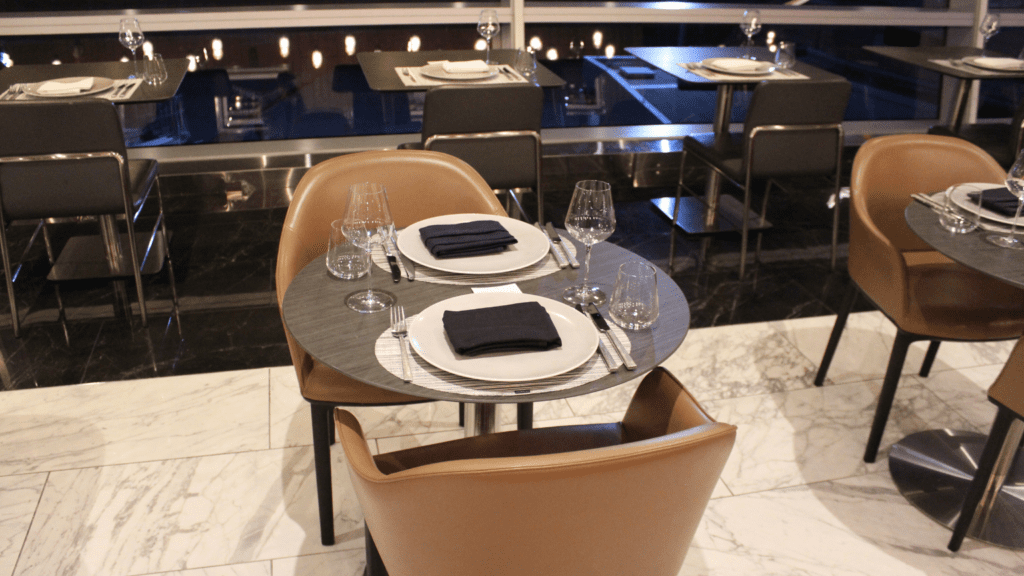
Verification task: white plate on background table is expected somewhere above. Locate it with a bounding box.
[396,213,549,275]
[407,292,599,382]
[947,182,1024,226]
[961,56,1024,72]
[24,76,115,98]
[699,57,775,76]
[418,63,498,81]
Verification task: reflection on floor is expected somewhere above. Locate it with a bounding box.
[1,314,1020,576]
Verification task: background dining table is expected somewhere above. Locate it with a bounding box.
[281,235,689,436]
[0,59,189,103]
[357,49,565,91]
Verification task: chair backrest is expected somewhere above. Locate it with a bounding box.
[847,134,1005,315]
[0,100,129,219]
[421,84,543,191]
[178,69,232,144]
[336,367,737,576]
[743,79,851,178]
[989,336,1024,418]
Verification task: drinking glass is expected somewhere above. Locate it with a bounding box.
[563,180,616,305]
[985,150,1024,249]
[143,53,168,86]
[609,260,659,330]
[514,47,537,79]
[774,41,796,69]
[740,10,762,57]
[939,184,981,234]
[341,182,397,312]
[477,9,500,64]
[980,13,1000,55]
[118,18,145,79]
[327,219,371,280]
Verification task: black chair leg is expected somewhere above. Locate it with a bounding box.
[919,340,941,377]
[864,330,914,463]
[327,407,336,445]
[364,523,390,576]
[949,407,1016,552]
[814,285,858,387]
[458,402,465,427]
[310,403,335,545]
[517,402,534,430]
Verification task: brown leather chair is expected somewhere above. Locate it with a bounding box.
[813,134,1024,463]
[949,335,1024,551]
[275,149,506,545]
[335,367,737,576]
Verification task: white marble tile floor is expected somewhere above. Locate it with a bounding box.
[1,312,1022,575]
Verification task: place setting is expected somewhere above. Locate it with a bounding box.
[1,76,143,102]
[395,59,528,87]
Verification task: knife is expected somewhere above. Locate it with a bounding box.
[389,236,415,281]
[544,222,580,268]
[576,304,619,372]
[586,302,637,371]
[536,223,569,268]
[381,239,402,283]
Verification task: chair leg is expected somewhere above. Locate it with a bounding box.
[517,402,534,430]
[458,402,465,427]
[738,173,754,278]
[814,284,858,387]
[310,403,336,546]
[364,523,390,576]
[754,179,773,267]
[668,148,688,274]
[864,330,915,463]
[948,407,1016,552]
[0,220,21,338]
[919,340,941,377]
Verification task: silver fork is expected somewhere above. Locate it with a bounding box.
[390,305,413,382]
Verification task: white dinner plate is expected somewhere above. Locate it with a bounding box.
[947,182,1023,226]
[419,64,498,81]
[406,292,599,382]
[700,57,775,76]
[961,56,1024,72]
[25,76,115,98]
[396,213,549,275]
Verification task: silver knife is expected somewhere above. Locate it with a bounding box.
[536,223,569,268]
[586,302,637,371]
[388,237,415,281]
[544,222,580,268]
[577,304,619,372]
[381,239,402,283]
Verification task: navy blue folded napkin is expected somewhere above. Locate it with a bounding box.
[442,302,562,357]
[419,220,517,258]
[968,187,1023,217]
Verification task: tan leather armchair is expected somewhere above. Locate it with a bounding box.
[336,367,737,576]
[813,134,1024,463]
[275,149,506,545]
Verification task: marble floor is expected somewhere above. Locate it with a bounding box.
[2,310,1022,576]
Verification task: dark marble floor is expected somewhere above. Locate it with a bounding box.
[0,163,866,391]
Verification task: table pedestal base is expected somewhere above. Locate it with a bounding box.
[889,428,1024,550]
[463,403,497,436]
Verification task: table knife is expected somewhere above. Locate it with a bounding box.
[536,223,569,268]
[381,240,402,283]
[585,302,637,371]
[544,222,580,268]
[576,304,619,372]
[389,237,415,281]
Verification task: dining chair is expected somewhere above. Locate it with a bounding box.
[335,367,736,576]
[400,84,545,223]
[813,134,1024,463]
[669,78,851,277]
[928,97,1024,170]
[948,335,1024,551]
[0,100,170,337]
[275,149,508,546]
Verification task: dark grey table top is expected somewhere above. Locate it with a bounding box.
[906,201,1024,290]
[865,46,1024,80]
[0,59,189,103]
[626,46,844,85]
[281,237,690,404]
[356,49,565,92]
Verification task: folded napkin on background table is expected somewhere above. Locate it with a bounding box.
[968,187,1023,217]
[436,60,490,74]
[419,220,517,258]
[37,77,94,95]
[442,302,562,356]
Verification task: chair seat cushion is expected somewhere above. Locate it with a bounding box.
[683,133,745,182]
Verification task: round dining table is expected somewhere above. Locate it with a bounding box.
[281,235,690,436]
[888,200,1024,549]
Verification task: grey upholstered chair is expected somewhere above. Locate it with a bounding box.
[402,84,545,223]
[0,100,168,337]
[670,79,851,277]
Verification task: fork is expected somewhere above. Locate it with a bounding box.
[390,305,413,382]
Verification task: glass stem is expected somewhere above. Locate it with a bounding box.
[365,247,374,299]
[131,48,139,78]
[486,38,491,64]
[581,244,593,291]
[1010,197,1024,238]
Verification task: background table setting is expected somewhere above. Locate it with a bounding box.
[357,49,565,92]
[395,59,530,87]
[0,59,188,104]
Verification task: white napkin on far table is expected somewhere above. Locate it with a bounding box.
[438,60,490,74]
[36,77,94,95]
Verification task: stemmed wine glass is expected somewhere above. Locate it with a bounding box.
[477,9,500,64]
[980,13,1000,56]
[563,180,616,305]
[986,149,1024,250]
[740,10,762,58]
[341,182,397,312]
[118,18,145,79]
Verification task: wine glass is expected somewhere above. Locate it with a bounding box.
[740,10,762,58]
[118,18,145,79]
[980,13,1000,56]
[341,182,397,312]
[985,149,1024,250]
[563,180,616,305]
[477,9,500,64]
